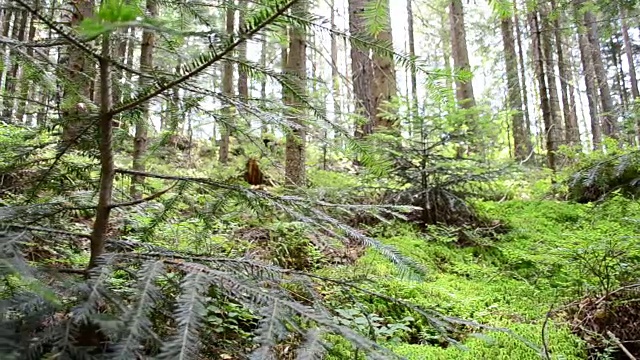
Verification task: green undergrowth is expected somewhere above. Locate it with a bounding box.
[322,197,640,359]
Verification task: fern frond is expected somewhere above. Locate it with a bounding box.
[295,328,328,360]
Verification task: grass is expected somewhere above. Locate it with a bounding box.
[322,196,640,359]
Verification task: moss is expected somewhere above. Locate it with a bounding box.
[321,199,640,359]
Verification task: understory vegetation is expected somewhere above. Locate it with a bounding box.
[2,0,640,358]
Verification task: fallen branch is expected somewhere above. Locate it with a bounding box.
[607,331,637,360]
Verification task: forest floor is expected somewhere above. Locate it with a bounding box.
[323,197,640,360]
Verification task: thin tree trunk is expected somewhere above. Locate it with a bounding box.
[540,4,563,149]
[500,9,528,160]
[610,36,628,110]
[237,0,248,101]
[407,0,418,136]
[621,7,639,100]
[513,0,533,156]
[530,10,556,171]
[551,0,579,146]
[15,1,38,124]
[260,32,268,134]
[88,33,114,270]
[584,10,617,138]
[2,9,28,121]
[219,1,235,164]
[130,0,157,199]
[0,8,13,103]
[577,28,601,149]
[284,0,307,186]
[328,0,340,167]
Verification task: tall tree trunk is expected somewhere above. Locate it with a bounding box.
[0,7,13,93]
[551,0,580,146]
[499,9,529,160]
[2,8,28,121]
[530,10,556,171]
[371,0,396,131]
[584,10,617,138]
[284,0,307,186]
[407,0,419,136]
[218,1,235,164]
[88,33,114,270]
[237,0,248,102]
[449,0,477,156]
[348,0,375,137]
[513,0,533,156]
[610,36,628,110]
[15,1,38,124]
[130,0,157,199]
[329,0,340,165]
[260,32,268,134]
[577,28,601,149]
[61,0,94,148]
[540,4,563,149]
[621,7,639,100]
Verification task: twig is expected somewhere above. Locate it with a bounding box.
[108,181,179,209]
[607,331,637,360]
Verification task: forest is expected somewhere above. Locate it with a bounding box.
[1,0,640,358]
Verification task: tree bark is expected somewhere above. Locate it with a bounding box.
[407,0,419,136]
[284,0,307,186]
[621,7,639,100]
[371,0,397,131]
[449,0,477,156]
[219,1,235,164]
[348,0,375,137]
[500,10,528,160]
[130,0,157,199]
[530,10,556,171]
[584,10,617,138]
[15,1,38,124]
[237,0,248,101]
[513,0,533,155]
[61,0,94,148]
[2,8,28,121]
[540,4,563,150]
[88,33,114,270]
[577,28,601,149]
[551,0,580,146]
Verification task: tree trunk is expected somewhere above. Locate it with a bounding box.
[284,0,307,186]
[329,0,340,165]
[551,0,580,146]
[88,33,114,270]
[577,28,601,149]
[499,10,528,160]
[348,0,375,137]
[2,9,28,121]
[407,0,419,136]
[371,0,396,131]
[513,0,533,156]
[621,7,639,100]
[218,1,235,164]
[449,0,476,156]
[540,4,563,150]
[61,0,94,148]
[260,32,268,134]
[584,10,617,138]
[529,10,556,171]
[610,36,628,110]
[0,8,13,93]
[130,0,157,199]
[237,0,248,102]
[15,1,38,124]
